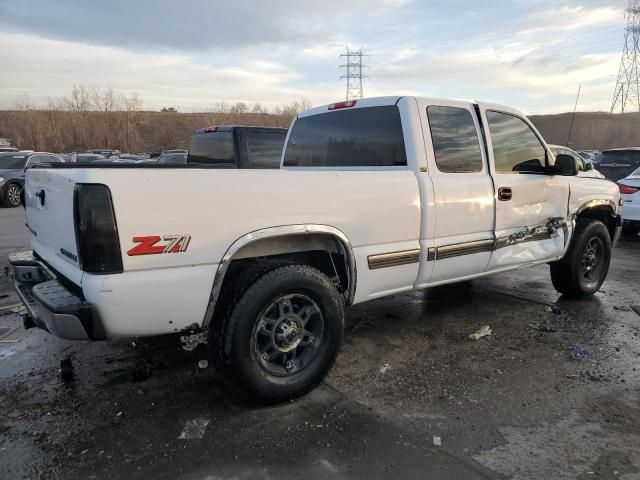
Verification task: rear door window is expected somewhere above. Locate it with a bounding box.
[427,106,483,173]
[245,131,286,168]
[188,131,235,166]
[283,106,407,167]
[486,111,547,174]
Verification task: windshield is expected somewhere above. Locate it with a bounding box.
[0,154,27,169]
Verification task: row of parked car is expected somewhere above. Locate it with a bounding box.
[1,126,638,237]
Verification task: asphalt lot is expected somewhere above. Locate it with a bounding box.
[1,206,640,480]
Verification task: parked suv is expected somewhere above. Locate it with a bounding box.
[0,152,62,207]
[188,126,287,168]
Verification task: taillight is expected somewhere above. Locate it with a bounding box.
[328,100,357,110]
[74,184,123,274]
[618,183,639,195]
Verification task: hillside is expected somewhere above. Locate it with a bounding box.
[1,109,639,153]
[529,111,640,151]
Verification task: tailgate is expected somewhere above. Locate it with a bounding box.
[26,168,83,285]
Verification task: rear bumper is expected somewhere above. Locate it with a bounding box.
[8,251,105,340]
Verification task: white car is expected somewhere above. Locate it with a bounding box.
[618,166,640,235]
[10,96,622,403]
[549,145,605,179]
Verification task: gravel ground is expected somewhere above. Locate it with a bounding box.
[1,207,639,479]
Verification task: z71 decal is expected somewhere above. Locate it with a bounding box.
[127,235,191,256]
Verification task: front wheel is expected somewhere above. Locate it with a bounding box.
[2,183,22,208]
[212,264,344,404]
[550,218,611,298]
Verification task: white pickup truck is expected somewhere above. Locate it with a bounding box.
[10,96,622,402]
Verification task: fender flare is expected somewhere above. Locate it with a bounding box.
[201,224,356,328]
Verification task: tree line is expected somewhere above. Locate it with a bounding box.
[0,86,309,153]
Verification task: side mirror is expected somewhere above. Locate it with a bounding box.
[552,154,579,176]
[585,162,594,171]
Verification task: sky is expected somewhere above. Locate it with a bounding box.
[0,0,631,114]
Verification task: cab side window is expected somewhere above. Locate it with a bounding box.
[427,106,483,173]
[487,111,547,174]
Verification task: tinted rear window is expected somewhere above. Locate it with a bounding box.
[283,106,407,167]
[0,154,27,169]
[245,131,286,168]
[188,131,235,166]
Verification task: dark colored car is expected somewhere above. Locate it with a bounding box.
[188,126,287,168]
[0,152,62,207]
[598,148,640,181]
[156,152,187,165]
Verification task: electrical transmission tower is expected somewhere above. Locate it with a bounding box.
[611,0,640,113]
[340,47,367,100]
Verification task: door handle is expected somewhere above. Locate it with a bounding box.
[498,187,512,201]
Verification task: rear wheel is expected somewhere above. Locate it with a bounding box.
[2,183,22,208]
[550,218,611,298]
[212,264,344,404]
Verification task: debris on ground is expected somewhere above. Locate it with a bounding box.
[630,305,640,316]
[570,345,590,360]
[351,318,375,333]
[60,358,74,382]
[197,359,209,370]
[433,436,442,446]
[379,363,391,374]
[180,331,208,352]
[178,418,210,440]
[469,325,492,341]
[613,306,631,312]
[528,322,557,333]
[544,305,562,314]
[0,303,26,315]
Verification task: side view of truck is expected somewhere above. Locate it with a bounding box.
[10,96,622,403]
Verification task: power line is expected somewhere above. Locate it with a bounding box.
[611,0,640,112]
[340,47,367,100]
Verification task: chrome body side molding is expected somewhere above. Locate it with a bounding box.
[368,249,420,270]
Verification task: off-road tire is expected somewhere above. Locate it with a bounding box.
[211,263,344,404]
[550,218,611,298]
[2,183,22,208]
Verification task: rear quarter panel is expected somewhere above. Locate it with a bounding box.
[77,167,420,335]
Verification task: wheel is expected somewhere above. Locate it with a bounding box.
[550,218,611,298]
[2,183,22,208]
[212,264,344,404]
[622,222,640,236]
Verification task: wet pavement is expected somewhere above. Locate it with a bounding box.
[1,207,640,479]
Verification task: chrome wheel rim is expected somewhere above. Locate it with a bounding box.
[7,185,20,207]
[251,293,324,377]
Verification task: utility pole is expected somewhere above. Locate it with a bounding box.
[611,0,640,113]
[340,47,367,100]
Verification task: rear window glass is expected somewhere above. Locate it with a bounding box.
[245,131,286,168]
[283,106,407,167]
[188,131,235,166]
[0,154,27,169]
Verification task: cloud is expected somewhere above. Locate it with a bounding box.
[0,31,344,109]
[0,0,410,51]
